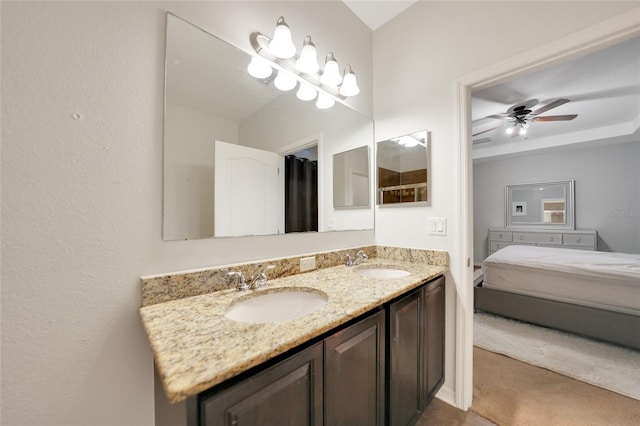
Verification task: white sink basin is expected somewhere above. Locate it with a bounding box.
[355,267,411,279]
[225,288,328,324]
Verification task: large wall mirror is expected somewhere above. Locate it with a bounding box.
[376,130,430,205]
[163,14,374,240]
[505,180,575,229]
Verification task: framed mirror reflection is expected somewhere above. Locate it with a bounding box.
[376,130,430,206]
[163,14,374,240]
[505,180,575,229]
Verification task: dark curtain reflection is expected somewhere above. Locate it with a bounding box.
[285,155,318,233]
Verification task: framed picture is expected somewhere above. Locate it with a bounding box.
[512,201,527,216]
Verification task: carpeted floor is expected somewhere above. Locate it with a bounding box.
[418,348,640,425]
[474,312,640,400]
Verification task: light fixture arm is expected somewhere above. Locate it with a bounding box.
[250,32,346,101]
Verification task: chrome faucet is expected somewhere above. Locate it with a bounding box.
[228,265,275,291]
[227,270,249,291]
[346,250,368,266]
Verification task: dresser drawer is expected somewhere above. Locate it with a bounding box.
[563,233,595,247]
[489,241,517,252]
[512,232,562,245]
[489,231,512,242]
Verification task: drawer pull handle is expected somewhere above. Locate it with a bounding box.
[550,237,554,241]
[576,237,581,242]
[520,236,523,240]
[499,234,502,238]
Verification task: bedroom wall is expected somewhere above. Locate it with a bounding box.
[473,139,640,262]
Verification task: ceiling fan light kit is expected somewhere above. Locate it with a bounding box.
[473,98,578,140]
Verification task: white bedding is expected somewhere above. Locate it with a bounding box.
[483,245,640,316]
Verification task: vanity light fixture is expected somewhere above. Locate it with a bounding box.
[247,16,360,109]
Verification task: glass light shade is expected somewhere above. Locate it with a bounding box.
[315,93,335,109]
[519,127,527,135]
[296,83,317,101]
[296,37,319,74]
[320,54,342,87]
[269,17,296,59]
[247,56,272,79]
[274,71,297,91]
[506,127,514,134]
[339,70,360,97]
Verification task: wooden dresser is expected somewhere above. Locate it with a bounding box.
[488,228,597,255]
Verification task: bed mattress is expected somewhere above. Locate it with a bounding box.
[483,245,640,316]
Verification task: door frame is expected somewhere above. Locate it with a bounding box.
[454,9,639,409]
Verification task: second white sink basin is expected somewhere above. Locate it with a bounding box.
[225,288,328,324]
[355,267,411,279]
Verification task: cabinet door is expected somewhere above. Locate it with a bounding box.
[325,309,386,426]
[200,342,323,426]
[389,288,422,426]
[422,276,445,405]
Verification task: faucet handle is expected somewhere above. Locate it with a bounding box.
[345,253,353,266]
[228,271,249,291]
[356,250,368,261]
[252,264,276,288]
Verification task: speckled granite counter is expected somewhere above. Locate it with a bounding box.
[140,251,447,403]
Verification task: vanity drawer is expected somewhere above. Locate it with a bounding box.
[563,233,595,247]
[489,231,512,242]
[512,232,562,245]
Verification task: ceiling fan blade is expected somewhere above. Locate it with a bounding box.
[507,99,538,114]
[531,114,578,122]
[473,137,492,144]
[531,98,569,115]
[472,127,499,136]
[486,114,508,120]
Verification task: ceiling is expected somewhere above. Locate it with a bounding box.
[472,36,640,160]
[343,0,417,30]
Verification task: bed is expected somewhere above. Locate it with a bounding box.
[474,245,640,350]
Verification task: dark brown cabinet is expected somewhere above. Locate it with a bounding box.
[325,309,386,426]
[199,342,323,425]
[389,276,445,426]
[195,275,444,426]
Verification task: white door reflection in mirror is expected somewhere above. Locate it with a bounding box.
[333,146,370,208]
[214,141,284,237]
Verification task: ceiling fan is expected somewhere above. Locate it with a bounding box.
[473,98,578,138]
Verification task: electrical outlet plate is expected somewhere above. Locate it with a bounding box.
[300,256,316,272]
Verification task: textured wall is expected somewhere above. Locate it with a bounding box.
[1,2,372,425]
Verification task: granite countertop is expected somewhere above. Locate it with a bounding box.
[139,258,447,403]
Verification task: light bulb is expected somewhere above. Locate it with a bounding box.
[519,127,527,135]
[269,17,296,59]
[296,36,319,74]
[339,66,360,97]
[247,56,272,79]
[315,93,335,109]
[296,83,317,101]
[274,71,297,91]
[506,127,514,135]
[320,53,342,88]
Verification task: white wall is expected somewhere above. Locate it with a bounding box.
[372,0,639,404]
[474,139,640,261]
[1,2,372,425]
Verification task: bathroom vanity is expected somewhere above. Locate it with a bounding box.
[139,248,447,425]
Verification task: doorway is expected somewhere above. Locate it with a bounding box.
[455,12,639,410]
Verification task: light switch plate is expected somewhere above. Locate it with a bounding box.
[428,217,447,236]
